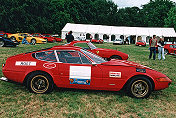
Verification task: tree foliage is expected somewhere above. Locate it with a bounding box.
[0,0,175,34]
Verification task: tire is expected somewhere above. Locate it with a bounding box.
[10,36,16,41]
[110,55,122,60]
[126,76,153,98]
[26,72,54,94]
[53,40,56,43]
[0,40,5,47]
[31,39,36,45]
[164,49,169,55]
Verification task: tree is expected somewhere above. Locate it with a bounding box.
[165,7,176,30]
[141,0,175,27]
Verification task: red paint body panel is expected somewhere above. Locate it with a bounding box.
[32,33,56,42]
[136,41,146,46]
[65,41,129,60]
[164,44,176,55]
[2,46,171,92]
[91,39,104,44]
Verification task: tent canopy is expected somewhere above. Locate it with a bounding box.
[62,23,176,37]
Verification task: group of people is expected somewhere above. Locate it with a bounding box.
[149,35,165,60]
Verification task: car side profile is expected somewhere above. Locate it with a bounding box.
[2,46,172,98]
[164,44,176,55]
[90,38,104,44]
[0,37,19,47]
[136,40,146,47]
[65,41,128,60]
[8,33,47,45]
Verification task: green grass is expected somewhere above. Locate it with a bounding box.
[0,42,176,118]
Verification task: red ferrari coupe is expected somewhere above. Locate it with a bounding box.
[136,40,146,47]
[164,44,176,55]
[2,46,171,98]
[90,38,104,44]
[65,41,128,60]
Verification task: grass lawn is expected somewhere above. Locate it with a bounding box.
[0,42,175,118]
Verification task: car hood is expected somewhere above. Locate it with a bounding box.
[96,48,124,54]
[101,59,150,69]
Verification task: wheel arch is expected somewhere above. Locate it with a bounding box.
[23,70,54,86]
[122,74,155,91]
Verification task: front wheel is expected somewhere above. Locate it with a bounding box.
[126,77,153,98]
[0,40,5,47]
[27,72,54,94]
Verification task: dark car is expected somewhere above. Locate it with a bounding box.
[0,37,19,47]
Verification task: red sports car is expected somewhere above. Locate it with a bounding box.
[32,33,56,43]
[43,34,63,42]
[164,44,176,55]
[91,38,104,44]
[2,46,171,98]
[136,40,146,47]
[65,41,128,60]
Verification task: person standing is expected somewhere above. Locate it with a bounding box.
[149,35,157,60]
[158,36,165,60]
[66,31,74,43]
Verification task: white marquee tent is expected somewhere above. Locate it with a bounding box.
[61,23,176,43]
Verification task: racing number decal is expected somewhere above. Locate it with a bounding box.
[15,61,36,66]
[69,66,91,85]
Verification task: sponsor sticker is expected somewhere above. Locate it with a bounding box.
[43,63,56,69]
[69,66,91,85]
[15,61,36,66]
[109,72,121,78]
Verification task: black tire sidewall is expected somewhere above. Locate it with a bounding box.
[26,72,54,94]
[127,76,152,99]
[111,55,122,60]
[31,39,36,45]
[0,40,5,47]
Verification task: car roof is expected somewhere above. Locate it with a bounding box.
[52,45,82,51]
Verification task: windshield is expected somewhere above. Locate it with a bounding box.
[88,42,97,49]
[81,49,106,64]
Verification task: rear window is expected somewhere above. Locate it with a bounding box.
[35,50,57,62]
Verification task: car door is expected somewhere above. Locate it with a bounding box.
[55,50,103,90]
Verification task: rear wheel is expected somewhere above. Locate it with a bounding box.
[164,49,169,55]
[110,55,122,60]
[27,72,54,94]
[10,36,16,41]
[31,39,36,45]
[126,76,152,98]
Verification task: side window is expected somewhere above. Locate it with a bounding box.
[35,51,57,62]
[57,50,91,64]
[74,43,90,50]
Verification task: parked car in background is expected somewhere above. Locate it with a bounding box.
[32,33,56,43]
[74,36,86,41]
[0,37,19,47]
[2,46,172,98]
[43,34,63,42]
[164,44,176,55]
[8,33,47,45]
[90,38,104,44]
[136,40,146,47]
[65,41,128,60]
[0,31,11,38]
[113,39,124,45]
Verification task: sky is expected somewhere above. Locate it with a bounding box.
[112,0,176,8]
